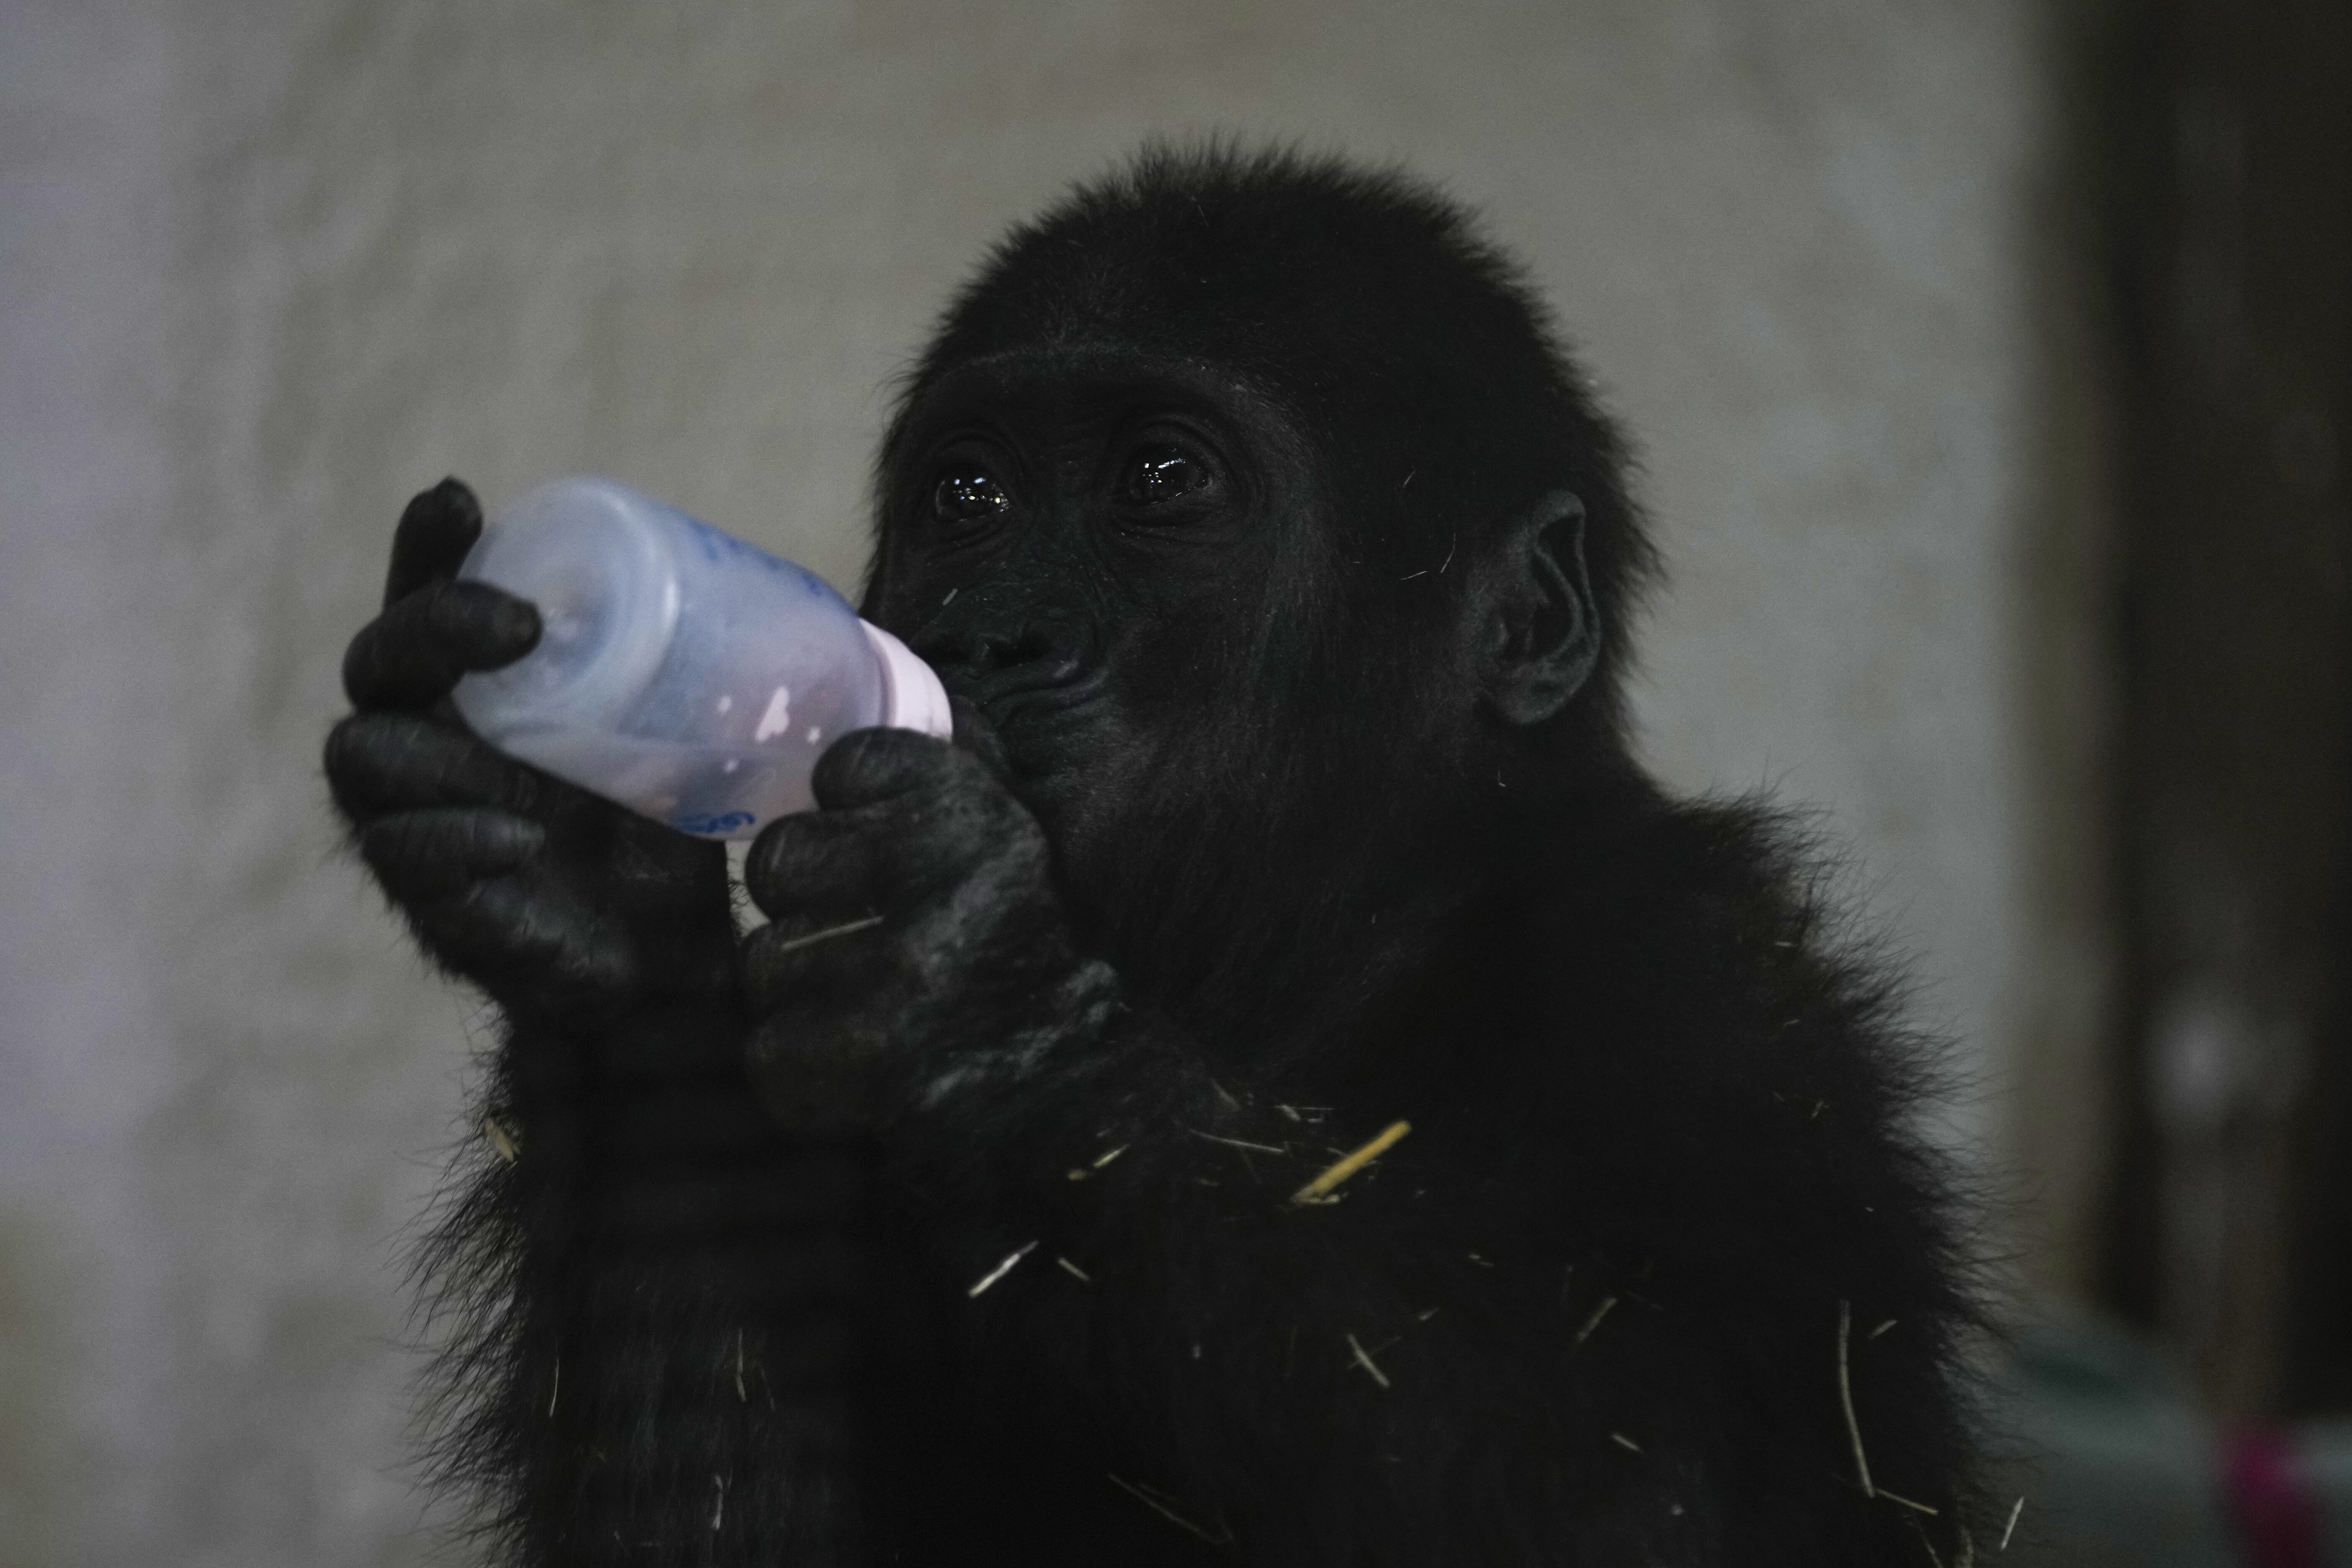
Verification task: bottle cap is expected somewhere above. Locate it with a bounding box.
[860,621,954,739]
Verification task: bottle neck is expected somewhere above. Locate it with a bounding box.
[859,621,954,738]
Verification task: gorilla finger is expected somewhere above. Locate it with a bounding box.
[384,477,485,607]
[358,808,545,902]
[809,726,972,811]
[326,712,546,818]
[741,809,899,918]
[410,874,635,998]
[343,580,542,709]
[739,912,900,1014]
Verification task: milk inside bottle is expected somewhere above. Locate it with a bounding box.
[451,477,951,840]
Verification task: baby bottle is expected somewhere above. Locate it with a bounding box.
[450,476,952,840]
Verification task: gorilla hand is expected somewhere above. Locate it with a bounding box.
[738,726,1119,1132]
[325,478,734,1020]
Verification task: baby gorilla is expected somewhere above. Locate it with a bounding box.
[328,147,1984,1565]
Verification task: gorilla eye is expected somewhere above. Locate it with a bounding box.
[1119,446,1212,508]
[932,468,1011,529]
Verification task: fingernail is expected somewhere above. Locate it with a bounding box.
[462,815,542,870]
[494,598,542,649]
[490,818,546,862]
[433,477,481,519]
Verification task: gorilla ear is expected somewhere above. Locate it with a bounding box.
[1477,488,1602,727]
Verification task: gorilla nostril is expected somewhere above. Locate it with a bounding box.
[976,627,1040,669]
[914,616,1091,680]
[908,625,1006,671]
[1006,624,1078,668]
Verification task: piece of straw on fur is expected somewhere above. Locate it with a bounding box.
[482,1117,518,1164]
[1106,1474,1233,1545]
[1999,1497,2024,1551]
[1610,1432,1643,1455]
[1838,1300,1874,1496]
[1057,1256,1092,1283]
[967,1241,1038,1297]
[1877,1488,1939,1516]
[1574,1295,1619,1346]
[766,913,885,956]
[1345,1335,1392,1392]
[1193,1130,1289,1155]
[1290,1120,1411,1205]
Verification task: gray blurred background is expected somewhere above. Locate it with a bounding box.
[3,1,2344,1563]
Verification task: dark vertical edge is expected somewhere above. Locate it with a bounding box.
[2090,0,2175,1336]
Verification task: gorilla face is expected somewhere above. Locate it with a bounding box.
[856,314,1609,1044]
[848,156,1623,1040]
[868,350,1332,803]
[861,348,1458,995]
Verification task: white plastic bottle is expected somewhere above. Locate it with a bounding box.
[450,477,952,840]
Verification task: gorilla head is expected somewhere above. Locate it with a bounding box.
[863,149,1660,1041]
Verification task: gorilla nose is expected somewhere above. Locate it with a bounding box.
[916,615,1086,675]
[912,614,1100,709]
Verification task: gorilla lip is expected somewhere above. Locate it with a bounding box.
[954,661,1109,733]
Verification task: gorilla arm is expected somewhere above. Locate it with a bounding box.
[740,728,1720,1565]
[328,481,873,1565]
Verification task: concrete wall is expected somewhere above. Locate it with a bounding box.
[0,2,2100,1561]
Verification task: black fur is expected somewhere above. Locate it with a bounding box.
[330,145,1984,1565]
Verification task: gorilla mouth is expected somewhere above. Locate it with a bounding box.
[963,662,1109,734]
[919,620,1112,739]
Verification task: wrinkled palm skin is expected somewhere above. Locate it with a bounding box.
[330,149,1984,1568]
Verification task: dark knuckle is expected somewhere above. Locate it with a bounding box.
[339,632,380,704]
[744,822,804,890]
[818,726,941,800]
[433,475,480,518]
[323,717,364,775]
[812,733,878,794]
[1000,824,1052,877]
[742,931,794,995]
